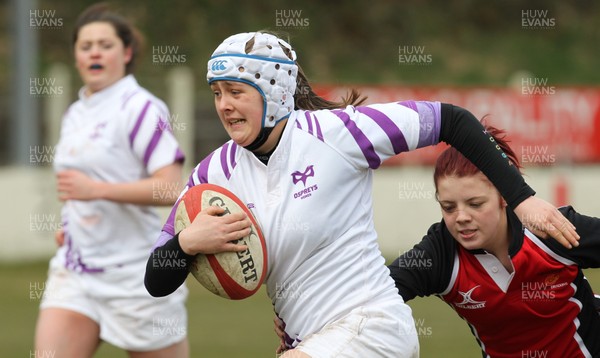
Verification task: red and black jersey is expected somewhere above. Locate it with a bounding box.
[389,206,600,358]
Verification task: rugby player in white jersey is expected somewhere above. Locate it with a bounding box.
[35,4,188,358]
[145,32,578,357]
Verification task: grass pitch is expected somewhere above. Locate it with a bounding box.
[2,261,598,357]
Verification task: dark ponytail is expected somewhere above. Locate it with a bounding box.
[294,63,367,110]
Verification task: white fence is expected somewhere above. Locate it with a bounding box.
[2,164,599,262]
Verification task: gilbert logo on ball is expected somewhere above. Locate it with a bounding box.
[174,184,267,299]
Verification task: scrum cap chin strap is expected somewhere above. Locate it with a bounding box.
[243,127,274,152]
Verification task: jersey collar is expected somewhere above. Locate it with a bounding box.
[78,74,137,108]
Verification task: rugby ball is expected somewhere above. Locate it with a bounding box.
[174,183,267,300]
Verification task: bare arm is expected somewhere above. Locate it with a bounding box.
[57,162,183,206]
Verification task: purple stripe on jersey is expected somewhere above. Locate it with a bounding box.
[77,258,104,273]
[64,236,104,273]
[398,100,417,112]
[230,142,238,170]
[64,233,74,269]
[305,111,314,136]
[143,118,165,167]
[332,109,381,169]
[174,148,185,163]
[187,166,198,188]
[221,142,231,179]
[152,230,175,250]
[304,112,324,142]
[129,100,151,147]
[314,115,324,142]
[197,151,214,184]
[399,100,441,148]
[295,119,302,129]
[356,106,408,154]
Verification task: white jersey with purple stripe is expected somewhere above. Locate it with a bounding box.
[155,101,440,346]
[53,75,184,272]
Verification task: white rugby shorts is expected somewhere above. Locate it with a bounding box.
[39,258,188,351]
[291,297,419,358]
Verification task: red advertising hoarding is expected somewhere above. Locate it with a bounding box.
[313,85,600,165]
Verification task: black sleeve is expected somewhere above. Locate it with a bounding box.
[439,104,535,209]
[540,206,600,268]
[388,222,456,302]
[144,233,196,297]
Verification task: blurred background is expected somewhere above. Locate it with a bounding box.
[1,0,599,357]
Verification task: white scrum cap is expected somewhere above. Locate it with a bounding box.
[207,32,298,127]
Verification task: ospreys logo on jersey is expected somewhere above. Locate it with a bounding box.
[454,285,486,309]
[291,165,318,200]
[89,122,107,140]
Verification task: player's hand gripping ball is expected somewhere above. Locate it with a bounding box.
[175,184,267,299]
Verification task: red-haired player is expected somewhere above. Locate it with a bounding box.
[389,125,600,357]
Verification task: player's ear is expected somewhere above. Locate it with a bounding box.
[123,46,133,65]
[498,193,508,209]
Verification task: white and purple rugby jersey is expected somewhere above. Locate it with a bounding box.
[53,75,184,272]
[155,101,440,347]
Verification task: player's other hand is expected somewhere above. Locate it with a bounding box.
[55,229,65,247]
[56,170,99,201]
[515,196,579,249]
[179,206,251,255]
[274,316,287,354]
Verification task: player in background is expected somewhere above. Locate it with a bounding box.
[384,125,599,357]
[144,32,578,357]
[34,3,188,358]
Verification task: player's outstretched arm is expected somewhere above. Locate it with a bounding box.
[439,104,531,208]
